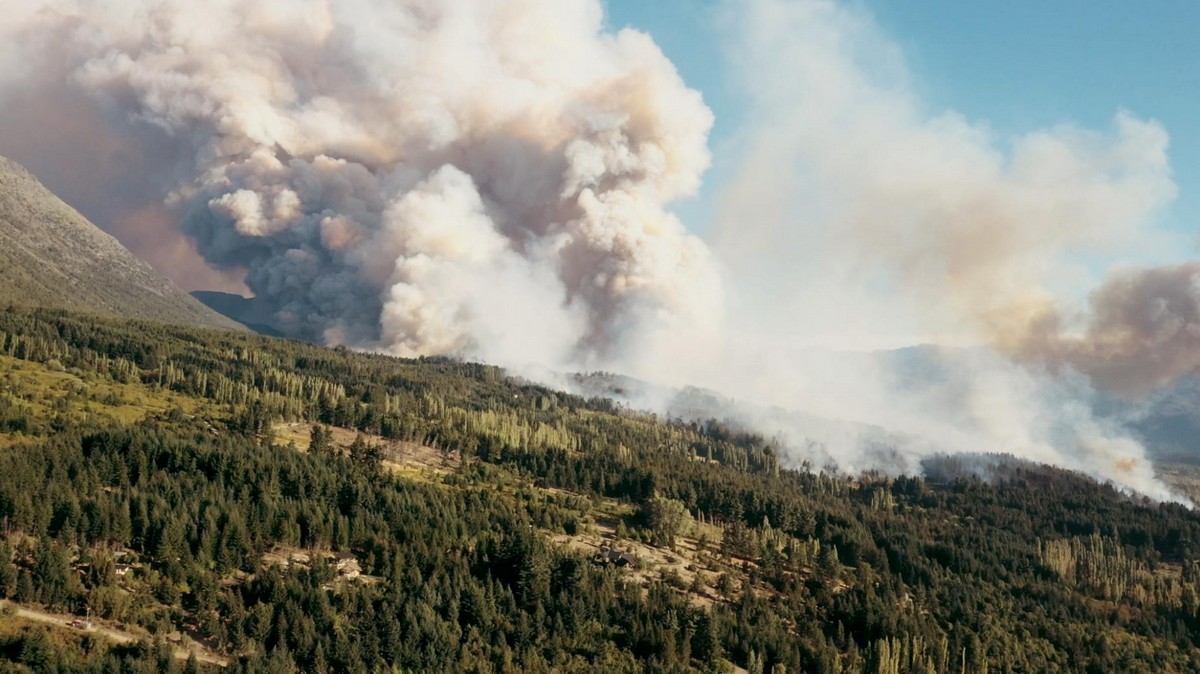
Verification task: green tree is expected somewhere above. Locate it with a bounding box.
[0,541,16,597]
[641,494,693,549]
[32,538,78,608]
[310,424,332,456]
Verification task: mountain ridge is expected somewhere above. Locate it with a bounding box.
[0,155,243,331]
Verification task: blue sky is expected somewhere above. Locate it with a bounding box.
[606,0,1200,240]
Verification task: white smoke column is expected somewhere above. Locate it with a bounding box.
[714,0,1176,347]
[629,0,1186,500]
[1,0,720,368]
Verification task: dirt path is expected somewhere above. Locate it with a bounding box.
[0,600,227,666]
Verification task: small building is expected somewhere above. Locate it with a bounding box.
[594,548,637,569]
[333,552,361,579]
[114,564,133,577]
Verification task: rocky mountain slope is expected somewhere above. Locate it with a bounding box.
[0,155,242,330]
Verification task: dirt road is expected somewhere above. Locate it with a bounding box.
[0,600,227,666]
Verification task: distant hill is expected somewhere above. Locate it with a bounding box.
[1111,377,1200,464]
[0,155,243,330]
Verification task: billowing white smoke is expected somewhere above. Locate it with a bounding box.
[2,0,1196,500]
[714,0,1177,354]
[3,0,718,365]
[640,0,1188,500]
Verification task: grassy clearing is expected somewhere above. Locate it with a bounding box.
[273,421,460,484]
[0,354,216,443]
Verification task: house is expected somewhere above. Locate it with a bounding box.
[114,564,133,577]
[594,548,637,569]
[333,552,361,579]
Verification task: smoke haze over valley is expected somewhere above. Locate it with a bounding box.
[4,0,1200,500]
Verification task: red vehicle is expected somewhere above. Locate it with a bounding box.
[68,619,86,629]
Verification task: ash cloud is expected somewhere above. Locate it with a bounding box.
[2,0,1198,500]
[1,0,719,363]
[1017,263,1200,397]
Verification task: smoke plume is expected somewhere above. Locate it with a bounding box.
[2,0,1198,500]
[1016,263,1200,396]
[660,0,1191,500]
[1,0,719,364]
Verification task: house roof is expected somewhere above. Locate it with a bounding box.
[597,549,637,565]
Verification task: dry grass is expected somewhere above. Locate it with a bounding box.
[273,422,461,482]
[0,600,227,666]
[0,355,209,447]
[544,495,733,608]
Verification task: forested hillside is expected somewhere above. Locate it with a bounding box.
[1,306,1199,673]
